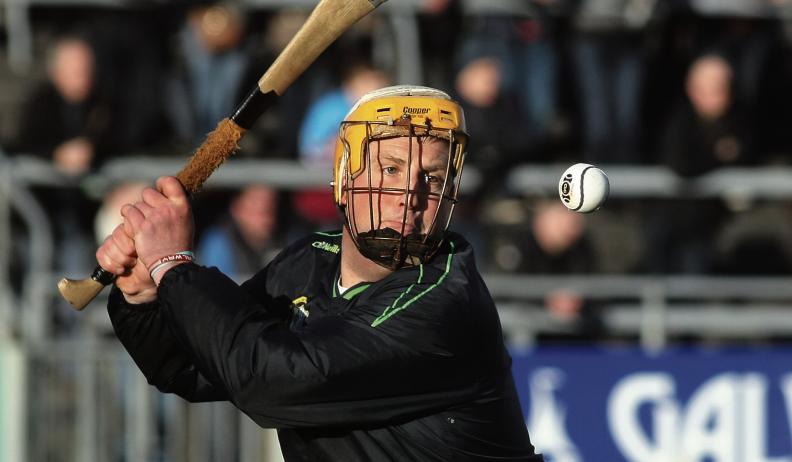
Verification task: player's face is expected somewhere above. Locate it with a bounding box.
[346,136,451,237]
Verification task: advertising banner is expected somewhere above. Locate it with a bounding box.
[512,347,792,462]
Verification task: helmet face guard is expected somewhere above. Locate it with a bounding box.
[333,87,468,270]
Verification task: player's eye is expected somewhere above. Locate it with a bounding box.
[383,166,398,175]
[424,173,444,187]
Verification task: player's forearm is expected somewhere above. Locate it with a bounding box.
[156,364,229,402]
[108,286,224,401]
[156,264,291,393]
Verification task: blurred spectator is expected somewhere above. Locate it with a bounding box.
[92,12,174,155]
[570,0,657,163]
[686,2,780,104]
[642,9,786,161]
[490,200,602,337]
[13,34,114,277]
[165,2,253,147]
[239,7,377,161]
[417,0,463,89]
[16,35,114,172]
[453,56,531,191]
[456,0,564,145]
[298,62,389,165]
[645,53,755,274]
[197,185,282,278]
[294,62,389,228]
[661,53,756,173]
[491,200,594,273]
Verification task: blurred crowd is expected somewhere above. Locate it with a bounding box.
[3,0,792,336]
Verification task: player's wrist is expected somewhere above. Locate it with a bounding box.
[148,251,196,286]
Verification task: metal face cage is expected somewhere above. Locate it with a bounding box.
[338,116,466,270]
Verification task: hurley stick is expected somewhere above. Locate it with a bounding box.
[58,0,388,310]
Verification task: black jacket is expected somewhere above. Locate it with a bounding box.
[108,231,542,461]
[15,83,115,165]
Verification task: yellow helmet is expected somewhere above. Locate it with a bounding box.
[333,85,469,269]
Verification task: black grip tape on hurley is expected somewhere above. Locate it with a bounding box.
[92,266,117,285]
[231,86,279,130]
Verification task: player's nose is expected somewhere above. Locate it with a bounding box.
[401,173,428,210]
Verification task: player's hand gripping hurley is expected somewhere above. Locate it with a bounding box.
[58,0,389,310]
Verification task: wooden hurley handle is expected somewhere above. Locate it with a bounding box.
[57,0,389,310]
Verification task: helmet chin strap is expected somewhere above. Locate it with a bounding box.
[356,227,434,270]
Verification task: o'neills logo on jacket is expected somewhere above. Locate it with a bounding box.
[403,107,430,115]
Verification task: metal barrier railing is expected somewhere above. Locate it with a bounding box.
[0,151,56,344]
[13,337,281,462]
[488,274,792,349]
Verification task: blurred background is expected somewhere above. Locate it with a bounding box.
[2,0,792,460]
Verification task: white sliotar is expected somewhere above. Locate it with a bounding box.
[558,163,609,213]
